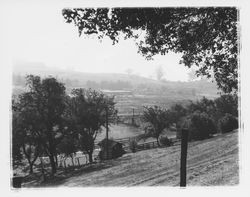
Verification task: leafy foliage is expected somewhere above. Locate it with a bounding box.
[185,112,217,141]
[12,75,120,173]
[173,93,239,139]
[12,110,24,164]
[214,94,238,117]
[142,106,171,145]
[12,94,44,173]
[168,103,188,124]
[188,97,216,114]
[218,113,238,133]
[159,136,173,146]
[67,88,117,162]
[62,7,238,93]
[57,136,78,158]
[187,94,238,124]
[13,75,67,174]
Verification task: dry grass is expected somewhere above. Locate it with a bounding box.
[23,131,239,187]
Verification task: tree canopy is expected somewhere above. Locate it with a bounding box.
[12,75,119,174]
[12,93,43,173]
[67,88,117,162]
[142,106,171,145]
[62,7,238,93]
[15,75,67,174]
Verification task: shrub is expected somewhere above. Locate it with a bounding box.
[129,140,137,153]
[214,94,238,117]
[142,106,171,146]
[218,113,238,133]
[186,112,217,141]
[159,136,173,146]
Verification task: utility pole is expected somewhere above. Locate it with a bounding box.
[180,128,189,187]
[132,108,135,125]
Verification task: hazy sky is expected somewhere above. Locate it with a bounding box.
[5,2,191,81]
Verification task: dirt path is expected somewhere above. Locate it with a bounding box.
[29,131,239,187]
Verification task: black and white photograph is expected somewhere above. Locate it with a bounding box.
[0,0,249,194]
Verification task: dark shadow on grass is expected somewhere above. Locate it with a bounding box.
[23,161,117,187]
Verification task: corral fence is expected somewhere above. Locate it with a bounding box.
[117,113,142,126]
[95,136,180,152]
[131,138,180,152]
[40,151,100,169]
[39,137,180,170]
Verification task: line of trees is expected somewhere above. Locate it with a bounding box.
[12,75,117,175]
[142,94,238,143]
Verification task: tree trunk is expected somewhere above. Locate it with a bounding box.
[39,157,46,182]
[49,154,57,174]
[156,136,160,147]
[22,145,34,174]
[29,162,34,174]
[88,152,93,163]
[71,155,75,166]
[55,155,58,167]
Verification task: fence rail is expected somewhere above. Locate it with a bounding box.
[39,137,180,170]
[118,113,141,117]
[136,141,158,150]
[123,138,181,152]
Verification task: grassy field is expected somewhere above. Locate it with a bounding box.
[23,130,238,187]
[114,94,194,115]
[96,124,144,141]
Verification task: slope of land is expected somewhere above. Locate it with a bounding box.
[12,66,219,115]
[12,63,218,99]
[24,130,238,187]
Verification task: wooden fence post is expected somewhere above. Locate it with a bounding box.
[180,128,189,187]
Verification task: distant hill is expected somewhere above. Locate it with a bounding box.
[13,62,164,85]
[12,62,219,99]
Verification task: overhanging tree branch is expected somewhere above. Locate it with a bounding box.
[62,7,238,93]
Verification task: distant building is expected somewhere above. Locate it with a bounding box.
[97,139,125,160]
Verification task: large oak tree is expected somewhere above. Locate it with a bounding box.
[15,75,67,174]
[12,97,42,174]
